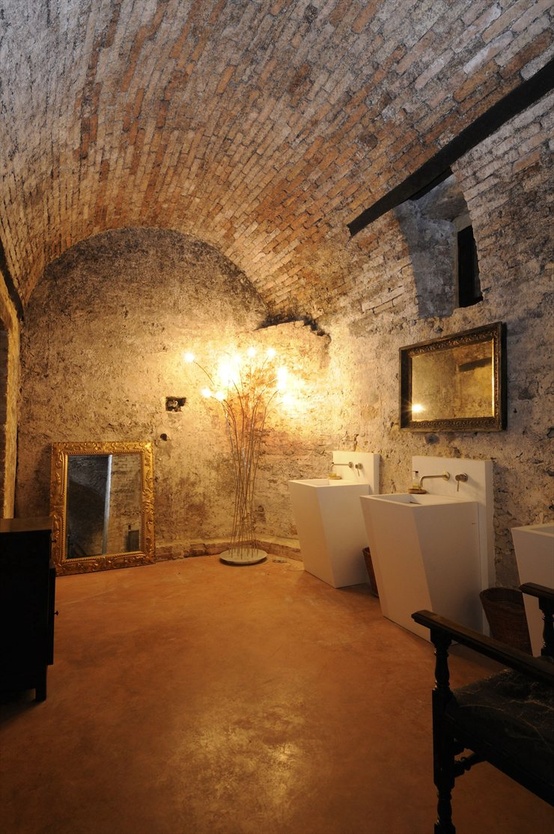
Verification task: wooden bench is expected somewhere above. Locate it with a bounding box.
[412,582,554,833]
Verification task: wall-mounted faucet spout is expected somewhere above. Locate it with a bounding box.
[419,471,450,489]
[409,472,450,495]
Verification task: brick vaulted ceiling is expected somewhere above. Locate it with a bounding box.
[0,1,552,319]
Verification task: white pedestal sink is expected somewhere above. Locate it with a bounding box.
[288,452,380,588]
[512,523,554,655]
[360,492,481,640]
[288,481,371,587]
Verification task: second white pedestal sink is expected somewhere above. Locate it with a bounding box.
[289,451,379,588]
[512,522,554,655]
[289,479,372,588]
[360,493,481,640]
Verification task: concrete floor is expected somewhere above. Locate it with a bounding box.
[1,555,553,834]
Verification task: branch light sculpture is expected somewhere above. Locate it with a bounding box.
[184,346,289,565]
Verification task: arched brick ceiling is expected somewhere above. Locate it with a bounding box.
[0,1,551,318]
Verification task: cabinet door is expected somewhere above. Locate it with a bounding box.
[0,528,53,699]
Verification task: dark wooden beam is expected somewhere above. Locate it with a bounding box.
[347,56,554,236]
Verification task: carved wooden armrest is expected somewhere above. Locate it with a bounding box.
[413,584,554,825]
[411,609,554,686]
[520,582,554,605]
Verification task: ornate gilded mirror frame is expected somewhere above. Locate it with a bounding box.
[400,322,507,432]
[50,440,155,574]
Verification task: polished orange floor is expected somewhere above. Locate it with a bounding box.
[1,556,553,834]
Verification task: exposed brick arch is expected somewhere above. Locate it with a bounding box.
[0,1,552,320]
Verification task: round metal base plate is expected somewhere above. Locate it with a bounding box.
[219,548,268,566]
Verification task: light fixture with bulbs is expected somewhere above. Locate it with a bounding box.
[184,346,289,565]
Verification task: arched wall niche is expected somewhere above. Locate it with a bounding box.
[15,227,335,561]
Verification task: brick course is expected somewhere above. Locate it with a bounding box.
[0,0,551,317]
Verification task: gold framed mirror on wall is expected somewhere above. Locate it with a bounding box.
[400,322,507,432]
[50,440,155,574]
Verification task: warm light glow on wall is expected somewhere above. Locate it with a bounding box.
[184,344,295,564]
[276,366,288,391]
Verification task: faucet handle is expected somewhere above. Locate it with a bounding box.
[455,472,468,492]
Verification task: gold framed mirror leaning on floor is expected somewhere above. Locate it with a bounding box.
[50,440,155,574]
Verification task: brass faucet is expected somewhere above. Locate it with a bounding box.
[410,471,450,494]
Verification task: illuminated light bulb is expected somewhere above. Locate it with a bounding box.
[201,387,212,398]
[217,361,231,386]
[219,358,240,388]
[266,348,276,359]
[276,366,288,391]
[218,360,228,377]
[184,352,195,363]
[247,347,256,358]
[215,391,225,401]
[411,403,425,414]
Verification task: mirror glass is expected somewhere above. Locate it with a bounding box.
[400,322,506,431]
[51,441,154,574]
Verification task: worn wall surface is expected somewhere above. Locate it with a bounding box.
[2,1,552,315]
[16,90,553,587]
[321,91,554,588]
[16,228,335,557]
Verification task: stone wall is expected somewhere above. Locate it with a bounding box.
[16,228,336,558]
[321,91,553,587]
[14,93,553,587]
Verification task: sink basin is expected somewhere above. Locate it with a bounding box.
[512,523,554,655]
[289,479,373,588]
[371,493,471,506]
[290,478,362,488]
[360,492,481,639]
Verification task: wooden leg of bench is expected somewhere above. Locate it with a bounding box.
[433,726,457,834]
[431,635,456,834]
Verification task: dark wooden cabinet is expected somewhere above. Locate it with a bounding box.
[0,517,56,702]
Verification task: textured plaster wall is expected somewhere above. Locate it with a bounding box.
[16,229,263,533]
[16,228,336,557]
